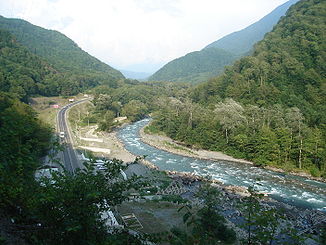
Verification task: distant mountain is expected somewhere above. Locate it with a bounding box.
[150,48,238,84]
[192,0,325,120]
[120,70,151,80]
[0,16,124,80]
[0,16,125,98]
[204,0,300,54]
[149,0,299,84]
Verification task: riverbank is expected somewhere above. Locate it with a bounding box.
[140,126,252,165]
[140,123,326,183]
[73,120,325,241]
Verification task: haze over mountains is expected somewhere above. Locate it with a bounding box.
[0,16,123,79]
[0,0,326,243]
[119,70,151,80]
[149,0,299,84]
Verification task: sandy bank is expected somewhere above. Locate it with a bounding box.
[139,127,252,165]
[139,124,326,183]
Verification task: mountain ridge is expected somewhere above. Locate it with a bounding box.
[0,16,123,78]
[0,16,125,97]
[204,0,300,54]
[149,0,299,84]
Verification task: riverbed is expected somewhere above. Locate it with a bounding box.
[117,119,326,211]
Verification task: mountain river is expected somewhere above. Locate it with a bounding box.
[117,119,326,211]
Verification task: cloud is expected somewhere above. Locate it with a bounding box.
[0,0,288,72]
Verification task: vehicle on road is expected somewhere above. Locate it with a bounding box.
[59,131,65,138]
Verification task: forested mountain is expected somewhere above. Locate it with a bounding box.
[0,29,57,100]
[204,0,299,54]
[193,0,325,123]
[149,0,298,84]
[149,48,238,84]
[151,0,326,177]
[0,16,124,98]
[0,16,123,79]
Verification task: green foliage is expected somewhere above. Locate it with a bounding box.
[30,160,145,245]
[0,16,124,99]
[149,48,237,84]
[151,0,326,176]
[149,0,298,84]
[238,184,304,245]
[89,82,189,132]
[0,16,123,79]
[121,100,148,122]
[0,93,147,244]
[195,0,326,124]
[0,92,51,212]
[169,185,236,245]
[151,96,325,175]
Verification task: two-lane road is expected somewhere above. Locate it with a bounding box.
[57,98,89,174]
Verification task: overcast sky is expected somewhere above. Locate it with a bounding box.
[0,0,288,73]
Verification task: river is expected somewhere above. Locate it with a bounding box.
[117,118,326,211]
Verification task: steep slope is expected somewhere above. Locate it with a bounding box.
[0,16,123,79]
[194,0,325,122]
[149,0,298,84]
[153,0,326,174]
[204,0,299,54]
[150,48,237,84]
[0,29,56,100]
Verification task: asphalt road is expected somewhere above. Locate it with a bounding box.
[57,98,89,174]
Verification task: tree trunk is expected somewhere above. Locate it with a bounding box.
[299,138,303,169]
[225,128,229,144]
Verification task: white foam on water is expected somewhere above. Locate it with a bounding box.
[270,188,281,195]
[302,192,314,198]
[317,207,326,212]
[166,159,175,164]
[307,198,324,204]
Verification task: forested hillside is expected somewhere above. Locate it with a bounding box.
[0,16,123,79]
[204,0,299,54]
[149,48,237,84]
[151,0,326,177]
[0,16,124,98]
[149,0,298,84]
[0,29,57,100]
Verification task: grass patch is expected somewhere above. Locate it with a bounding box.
[31,95,87,127]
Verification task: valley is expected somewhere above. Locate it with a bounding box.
[0,0,325,244]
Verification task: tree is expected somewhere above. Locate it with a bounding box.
[98,110,116,131]
[31,160,146,245]
[239,183,303,245]
[214,98,246,143]
[172,184,236,245]
[122,100,148,122]
[0,93,51,213]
